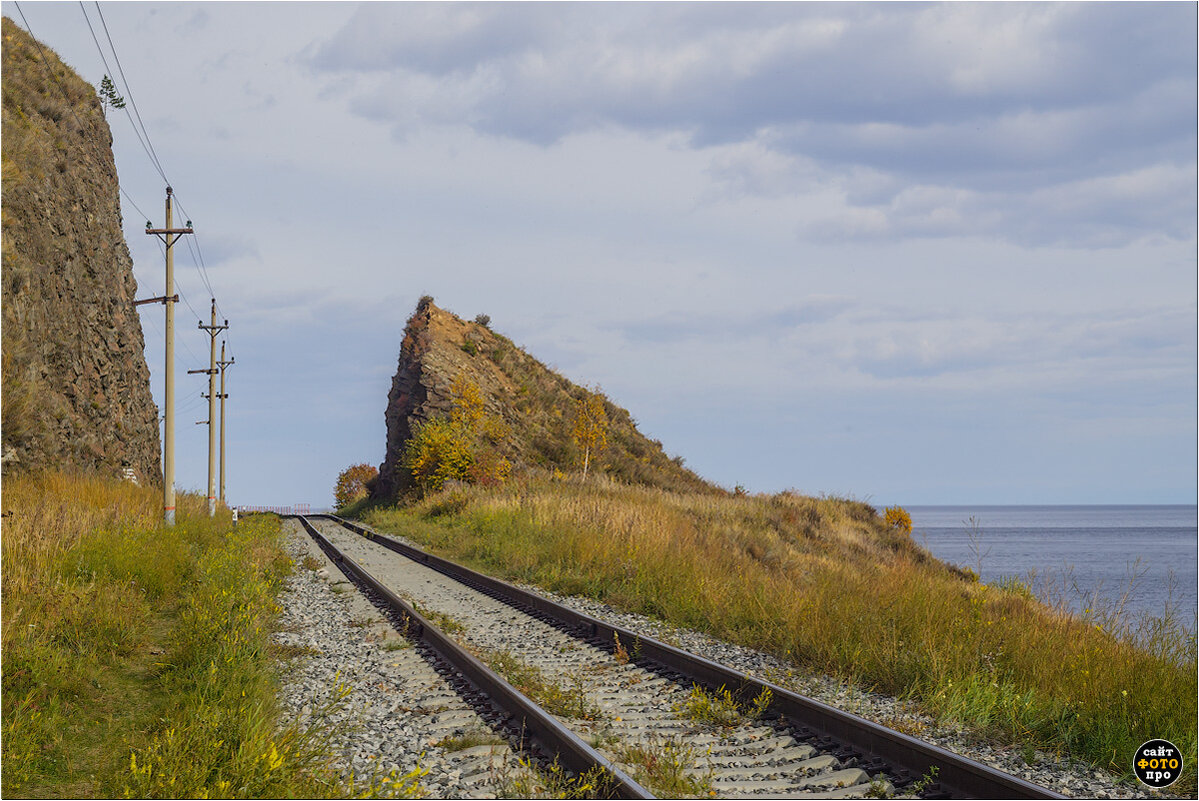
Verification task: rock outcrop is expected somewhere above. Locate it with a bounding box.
[375,297,715,499]
[2,18,160,482]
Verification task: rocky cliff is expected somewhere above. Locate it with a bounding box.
[1,18,160,482]
[375,297,715,499]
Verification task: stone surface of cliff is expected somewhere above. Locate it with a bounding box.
[376,297,715,499]
[2,18,161,481]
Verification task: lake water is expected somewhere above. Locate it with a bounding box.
[907,506,1198,627]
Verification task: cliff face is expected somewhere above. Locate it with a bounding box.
[1,18,161,482]
[375,298,715,499]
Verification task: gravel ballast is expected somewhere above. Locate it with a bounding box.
[272,522,528,798]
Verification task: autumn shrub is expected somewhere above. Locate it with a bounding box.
[468,449,513,486]
[334,462,378,509]
[884,505,913,535]
[450,376,484,427]
[403,378,513,493]
[403,417,476,492]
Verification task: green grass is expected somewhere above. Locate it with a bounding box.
[1,471,423,798]
[358,477,1197,793]
[617,736,712,798]
[409,600,467,636]
[434,729,507,752]
[493,756,612,799]
[476,648,606,722]
[674,685,773,730]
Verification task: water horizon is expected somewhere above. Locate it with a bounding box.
[905,504,1197,627]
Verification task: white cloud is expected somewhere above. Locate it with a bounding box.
[912,3,1071,96]
[306,3,1195,250]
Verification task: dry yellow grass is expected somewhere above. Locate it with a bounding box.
[363,476,1196,790]
[3,472,164,617]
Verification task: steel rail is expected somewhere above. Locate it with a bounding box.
[291,515,653,800]
[314,513,1065,800]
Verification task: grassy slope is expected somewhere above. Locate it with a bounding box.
[1,472,421,798]
[354,478,1197,793]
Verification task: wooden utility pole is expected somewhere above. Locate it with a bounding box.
[216,341,234,504]
[198,300,228,517]
[145,187,193,527]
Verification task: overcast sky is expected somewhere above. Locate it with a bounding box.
[8,1,1196,508]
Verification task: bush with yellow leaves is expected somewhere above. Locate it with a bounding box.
[403,377,511,493]
[884,505,913,535]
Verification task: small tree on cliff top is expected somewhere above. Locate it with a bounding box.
[99,75,125,114]
[572,392,609,480]
[334,463,377,510]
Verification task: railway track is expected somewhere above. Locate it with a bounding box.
[274,538,535,797]
[289,513,1064,800]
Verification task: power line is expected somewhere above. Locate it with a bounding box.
[21,1,212,332]
[15,2,229,381]
[178,392,207,413]
[92,1,170,183]
[119,186,152,226]
[16,4,165,241]
[12,2,194,330]
[121,180,215,344]
[91,3,222,304]
[129,209,211,354]
[77,3,222,308]
[141,308,204,369]
[174,276,203,323]
[143,237,206,366]
[171,193,218,300]
[13,3,98,138]
[77,2,168,185]
[180,225,215,299]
